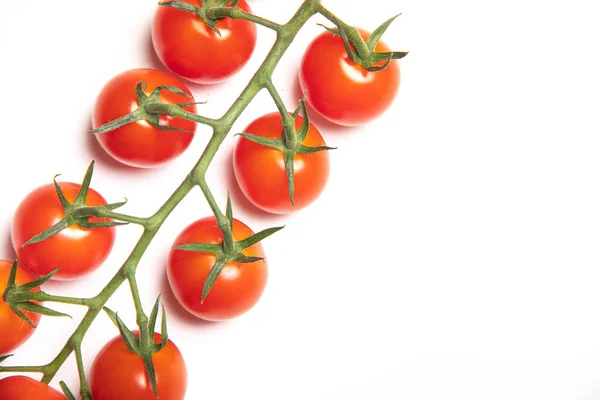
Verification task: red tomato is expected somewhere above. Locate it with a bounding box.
[0,260,41,354]
[0,376,66,400]
[233,112,330,214]
[89,332,187,400]
[167,217,268,321]
[152,0,257,84]
[11,182,116,281]
[299,29,400,126]
[92,68,197,168]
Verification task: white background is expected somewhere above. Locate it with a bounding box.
[1,0,600,399]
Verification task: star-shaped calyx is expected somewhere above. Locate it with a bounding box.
[320,14,408,72]
[22,161,127,247]
[236,97,335,205]
[89,82,202,135]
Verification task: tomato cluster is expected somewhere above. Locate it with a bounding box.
[0,0,404,398]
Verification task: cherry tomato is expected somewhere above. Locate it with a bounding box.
[92,68,197,168]
[11,182,116,281]
[89,331,187,400]
[0,260,41,354]
[233,112,330,214]
[0,376,66,400]
[167,217,268,321]
[299,29,400,126]
[152,0,257,84]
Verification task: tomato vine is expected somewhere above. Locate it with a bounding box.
[0,0,406,398]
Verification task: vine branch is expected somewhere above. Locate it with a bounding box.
[1,0,392,391]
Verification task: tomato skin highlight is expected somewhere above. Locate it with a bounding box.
[11,182,116,281]
[0,376,67,400]
[0,260,41,354]
[233,112,330,214]
[299,29,400,126]
[152,0,257,84]
[89,331,187,400]
[167,217,268,321]
[92,68,197,168]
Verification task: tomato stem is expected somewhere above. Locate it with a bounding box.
[264,80,297,149]
[92,208,151,228]
[28,292,94,307]
[206,6,283,32]
[127,272,148,330]
[126,272,163,396]
[146,102,219,128]
[315,4,371,60]
[72,342,92,399]
[0,364,47,373]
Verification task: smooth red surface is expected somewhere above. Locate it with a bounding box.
[0,260,41,354]
[299,29,400,126]
[152,0,257,84]
[11,182,116,280]
[92,68,197,168]
[233,112,330,214]
[167,217,268,321]
[0,376,66,400]
[90,332,187,400]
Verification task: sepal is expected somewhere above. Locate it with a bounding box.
[2,263,70,327]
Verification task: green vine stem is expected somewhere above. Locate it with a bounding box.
[127,272,149,343]
[72,342,92,400]
[89,208,150,228]
[205,5,283,32]
[26,292,94,307]
[315,4,370,57]
[264,80,297,148]
[0,0,404,393]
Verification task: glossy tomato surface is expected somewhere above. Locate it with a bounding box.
[299,29,400,126]
[152,0,257,84]
[92,68,197,168]
[0,376,66,400]
[0,260,41,354]
[11,182,116,280]
[167,217,268,321]
[233,112,330,214]
[89,332,187,400]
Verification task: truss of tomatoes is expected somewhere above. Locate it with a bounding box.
[0,0,405,398]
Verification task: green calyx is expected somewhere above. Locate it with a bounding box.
[237,98,335,205]
[103,294,168,398]
[1,261,71,327]
[320,14,408,72]
[89,82,202,135]
[175,193,282,303]
[159,0,242,35]
[22,161,128,247]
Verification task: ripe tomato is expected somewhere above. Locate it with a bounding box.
[11,182,116,281]
[299,29,400,126]
[0,260,41,354]
[233,112,329,214]
[167,217,268,321]
[92,68,197,168]
[0,376,66,400]
[152,0,257,84]
[89,331,187,400]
